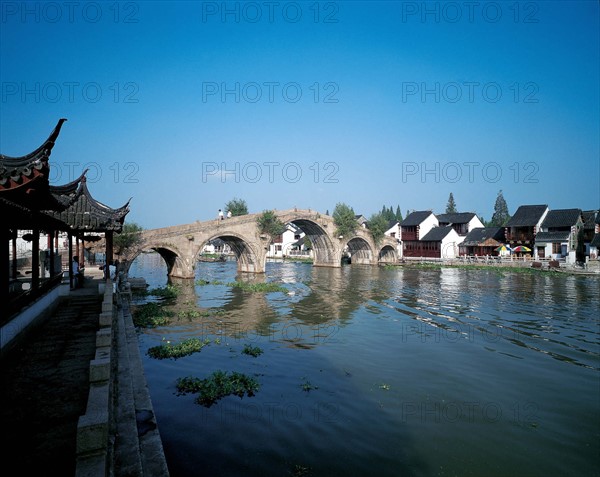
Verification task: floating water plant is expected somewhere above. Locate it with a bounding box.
[132,302,173,328]
[176,370,260,407]
[226,281,287,293]
[148,284,180,299]
[300,377,318,392]
[242,344,263,357]
[147,337,211,359]
[195,279,224,286]
[379,383,391,391]
[290,464,312,476]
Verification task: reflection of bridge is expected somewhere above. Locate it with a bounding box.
[136,209,398,278]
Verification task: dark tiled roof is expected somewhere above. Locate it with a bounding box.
[461,227,505,246]
[436,212,476,225]
[44,178,130,232]
[582,210,599,229]
[0,119,68,212]
[505,205,548,227]
[420,226,455,241]
[541,209,582,229]
[387,220,399,230]
[535,231,571,243]
[0,118,66,175]
[401,211,433,227]
[591,233,600,248]
[0,196,69,230]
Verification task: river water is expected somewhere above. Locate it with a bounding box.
[129,252,599,477]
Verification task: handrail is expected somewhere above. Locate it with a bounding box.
[2,273,63,326]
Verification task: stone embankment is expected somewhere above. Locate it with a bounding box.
[76,277,170,476]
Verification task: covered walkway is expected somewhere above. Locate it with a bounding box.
[0,271,102,474]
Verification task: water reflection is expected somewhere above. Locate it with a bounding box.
[130,253,600,477]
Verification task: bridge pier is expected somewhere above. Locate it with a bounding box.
[168,256,195,279]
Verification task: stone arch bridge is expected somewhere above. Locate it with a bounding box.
[134,209,398,278]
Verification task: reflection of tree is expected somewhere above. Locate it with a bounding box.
[158,262,402,347]
[289,265,396,326]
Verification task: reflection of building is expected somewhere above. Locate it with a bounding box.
[534,208,583,262]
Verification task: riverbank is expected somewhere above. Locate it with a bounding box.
[386,260,600,276]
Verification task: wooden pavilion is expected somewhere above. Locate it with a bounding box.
[1,119,130,324]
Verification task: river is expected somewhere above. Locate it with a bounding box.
[129,252,600,477]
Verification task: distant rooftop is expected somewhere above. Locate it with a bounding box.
[505,205,548,227]
[401,210,433,227]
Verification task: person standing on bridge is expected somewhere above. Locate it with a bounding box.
[218,209,224,220]
[227,210,232,219]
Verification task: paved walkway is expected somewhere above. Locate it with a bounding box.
[0,271,102,475]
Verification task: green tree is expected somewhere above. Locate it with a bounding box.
[333,203,358,238]
[114,222,144,257]
[490,190,511,226]
[368,212,389,245]
[395,205,403,222]
[225,198,248,216]
[303,236,312,250]
[446,193,457,214]
[256,210,286,237]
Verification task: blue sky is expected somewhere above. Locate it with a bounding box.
[1,1,598,229]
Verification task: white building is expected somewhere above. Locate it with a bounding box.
[267,223,309,258]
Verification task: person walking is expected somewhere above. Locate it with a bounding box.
[218,209,224,220]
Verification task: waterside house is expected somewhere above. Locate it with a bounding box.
[534,208,583,262]
[400,211,438,257]
[582,210,600,258]
[417,226,462,259]
[459,227,506,256]
[436,212,484,237]
[505,204,549,251]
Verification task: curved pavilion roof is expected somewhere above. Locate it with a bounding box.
[1,119,130,233]
[0,119,67,211]
[45,173,131,233]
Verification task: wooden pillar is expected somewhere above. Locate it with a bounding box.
[1,227,9,308]
[31,228,40,290]
[49,230,55,277]
[79,233,85,267]
[76,235,81,267]
[105,231,114,270]
[69,233,74,289]
[12,233,17,279]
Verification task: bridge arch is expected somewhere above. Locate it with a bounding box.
[345,237,374,265]
[378,244,398,263]
[129,242,191,278]
[283,218,340,267]
[195,231,265,274]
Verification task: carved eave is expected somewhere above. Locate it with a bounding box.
[49,169,88,208]
[0,119,68,211]
[44,177,130,232]
[0,118,67,188]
